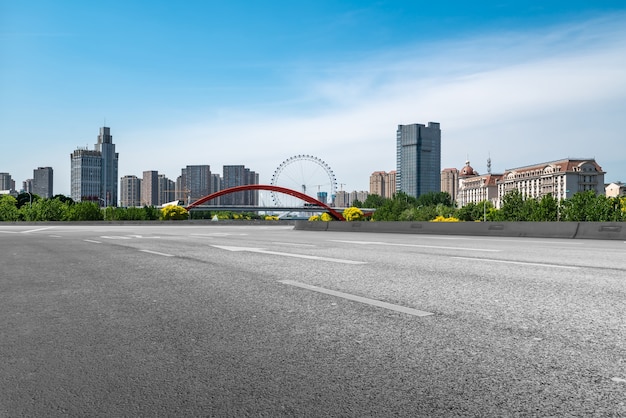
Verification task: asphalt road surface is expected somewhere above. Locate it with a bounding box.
[1,223,625,417]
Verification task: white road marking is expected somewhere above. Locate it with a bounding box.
[22,227,56,233]
[272,242,316,247]
[453,256,580,270]
[83,239,102,244]
[140,249,174,257]
[191,233,248,237]
[212,245,366,265]
[100,236,132,240]
[417,236,584,245]
[279,280,434,317]
[331,240,500,252]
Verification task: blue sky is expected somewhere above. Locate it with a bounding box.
[1,1,626,197]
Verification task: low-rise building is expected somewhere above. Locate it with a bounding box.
[605,182,626,197]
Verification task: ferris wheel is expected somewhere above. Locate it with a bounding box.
[270,155,338,207]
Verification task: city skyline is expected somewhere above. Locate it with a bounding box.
[2,2,626,195]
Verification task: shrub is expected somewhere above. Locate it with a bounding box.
[343,207,364,222]
[320,212,333,222]
[430,215,460,222]
[160,205,188,220]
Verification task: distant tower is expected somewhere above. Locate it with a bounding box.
[487,153,492,174]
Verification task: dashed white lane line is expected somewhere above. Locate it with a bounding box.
[279,280,434,317]
[140,249,175,257]
[453,256,580,270]
[21,227,56,233]
[83,239,102,244]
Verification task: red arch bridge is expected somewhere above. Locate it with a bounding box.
[185,184,346,221]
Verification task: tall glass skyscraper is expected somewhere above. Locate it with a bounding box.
[396,122,441,198]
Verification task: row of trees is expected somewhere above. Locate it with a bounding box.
[2,190,625,222]
[0,194,163,221]
[0,193,279,222]
[351,190,626,222]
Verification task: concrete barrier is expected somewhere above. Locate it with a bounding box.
[573,222,626,240]
[294,221,626,240]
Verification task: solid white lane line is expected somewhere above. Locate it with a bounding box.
[331,240,500,252]
[83,239,102,244]
[279,280,434,317]
[452,256,580,270]
[140,249,175,257]
[21,227,56,233]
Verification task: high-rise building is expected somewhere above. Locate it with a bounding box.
[222,165,258,205]
[70,149,102,203]
[141,171,159,206]
[396,122,441,198]
[175,170,188,204]
[0,173,16,193]
[334,190,350,207]
[369,170,396,198]
[441,168,459,202]
[94,127,119,206]
[70,127,118,205]
[210,173,223,205]
[120,175,141,207]
[185,165,212,205]
[350,190,369,205]
[158,174,175,205]
[22,179,33,193]
[33,167,53,198]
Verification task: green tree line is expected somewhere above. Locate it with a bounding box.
[2,190,624,222]
[354,190,626,222]
[0,193,160,221]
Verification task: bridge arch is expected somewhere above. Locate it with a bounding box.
[185,184,345,221]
